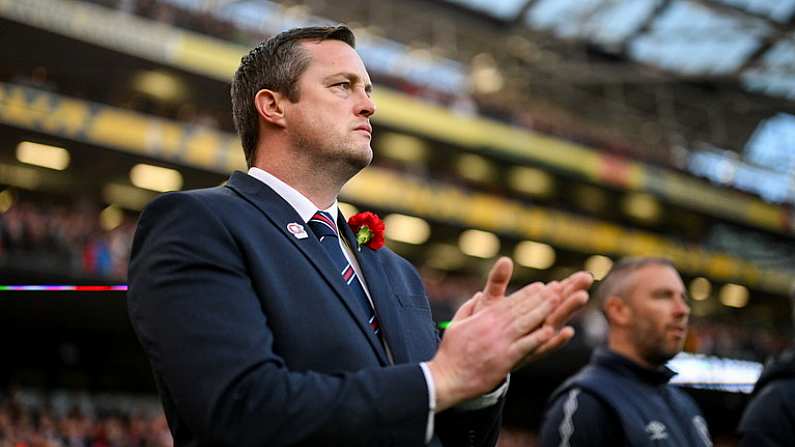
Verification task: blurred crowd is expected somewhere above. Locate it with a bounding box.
[0,196,134,280]
[0,389,171,447]
[1,193,791,362]
[687,319,791,363]
[79,0,674,170]
[0,390,563,447]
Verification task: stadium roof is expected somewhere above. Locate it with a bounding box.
[447,0,795,101]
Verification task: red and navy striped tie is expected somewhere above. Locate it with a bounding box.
[308,211,381,336]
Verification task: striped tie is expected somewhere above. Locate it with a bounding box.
[308,211,381,336]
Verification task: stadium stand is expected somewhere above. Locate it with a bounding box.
[2,0,794,445]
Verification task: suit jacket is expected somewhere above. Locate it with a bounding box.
[127,171,503,447]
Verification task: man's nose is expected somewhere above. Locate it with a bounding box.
[674,295,690,318]
[355,90,376,117]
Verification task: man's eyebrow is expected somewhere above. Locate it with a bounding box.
[650,287,673,296]
[651,287,687,298]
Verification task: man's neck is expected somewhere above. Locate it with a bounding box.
[252,159,341,210]
[607,337,658,370]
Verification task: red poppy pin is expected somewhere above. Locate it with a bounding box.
[347,211,385,250]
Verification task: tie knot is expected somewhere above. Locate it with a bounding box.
[309,211,338,239]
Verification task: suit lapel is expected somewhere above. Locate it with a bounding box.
[338,213,411,365]
[226,172,388,365]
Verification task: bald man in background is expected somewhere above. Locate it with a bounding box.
[540,257,711,446]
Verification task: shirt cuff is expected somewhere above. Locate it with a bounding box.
[454,374,510,411]
[419,362,436,444]
[418,364,510,444]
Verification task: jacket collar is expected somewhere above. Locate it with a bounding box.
[226,171,389,365]
[593,347,676,386]
[247,166,338,223]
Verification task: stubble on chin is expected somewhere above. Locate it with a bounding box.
[321,130,374,176]
[293,133,372,181]
[642,339,683,367]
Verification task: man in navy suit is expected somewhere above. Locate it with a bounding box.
[127,25,592,446]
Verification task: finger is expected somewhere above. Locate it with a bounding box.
[518,326,576,367]
[534,326,576,358]
[546,280,562,295]
[505,282,546,318]
[562,271,594,296]
[451,292,481,323]
[512,288,558,336]
[472,290,490,314]
[510,325,555,368]
[509,281,544,302]
[482,257,513,302]
[546,290,589,329]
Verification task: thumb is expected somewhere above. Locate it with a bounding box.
[452,292,482,323]
[482,257,513,303]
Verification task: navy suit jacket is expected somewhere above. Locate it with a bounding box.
[127,171,503,446]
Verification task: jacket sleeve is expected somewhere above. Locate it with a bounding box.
[436,398,505,447]
[539,388,623,447]
[127,192,429,447]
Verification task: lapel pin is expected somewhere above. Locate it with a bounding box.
[287,222,308,239]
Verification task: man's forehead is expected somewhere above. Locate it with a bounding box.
[611,263,675,297]
[302,40,365,64]
[632,264,684,292]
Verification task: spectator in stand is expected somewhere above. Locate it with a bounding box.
[0,390,172,447]
[0,196,134,279]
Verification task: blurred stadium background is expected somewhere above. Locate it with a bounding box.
[2,0,795,445]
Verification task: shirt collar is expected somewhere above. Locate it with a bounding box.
[247,167,338,224]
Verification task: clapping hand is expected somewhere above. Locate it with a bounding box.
[427,257,591,411]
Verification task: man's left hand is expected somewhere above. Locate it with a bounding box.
[466,257,592,365]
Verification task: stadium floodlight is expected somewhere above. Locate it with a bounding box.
[623,192,661,222]
[100,205,124,231]
[720,283,749,308]
[585,254,613,280]
[456,154,495,183]
[384,214,431,245]
[16,141,70,171]
[338,202,359,219]
[508,166,552,197]
[132,70,187,103]
[689,277,712,301]
[0,163,42,190]
[129,164,183,192]
[0,189,13,214]
[515,240,556,270]
[377,132,427,164]
[459,229,500,258]
[103,183,156,211]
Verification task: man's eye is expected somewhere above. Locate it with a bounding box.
[333,82,351,89]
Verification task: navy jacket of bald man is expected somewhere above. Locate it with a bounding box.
[127,171,504,447]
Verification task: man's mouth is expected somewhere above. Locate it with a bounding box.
[354,123,372,136]
[668,326,687,338]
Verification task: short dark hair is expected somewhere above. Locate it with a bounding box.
[230,25,356,167]
[595,257,676,309]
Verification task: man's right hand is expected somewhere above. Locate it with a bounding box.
[427,257,591,411]
[427,258,563,411]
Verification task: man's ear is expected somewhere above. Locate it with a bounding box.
[254,89,287,128]
[604,295,631,326]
